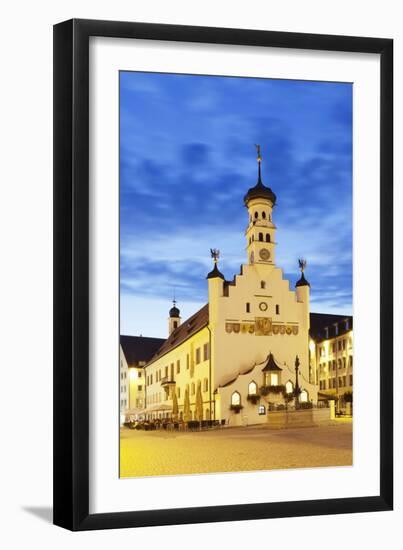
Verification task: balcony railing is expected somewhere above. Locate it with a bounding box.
[160,376,176,386]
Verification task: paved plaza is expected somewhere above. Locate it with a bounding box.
[120,420,352,478]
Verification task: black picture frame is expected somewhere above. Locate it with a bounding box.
[53,18,393,531]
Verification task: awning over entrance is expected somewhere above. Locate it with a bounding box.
[317,391,336,400]
[145,403,173,412]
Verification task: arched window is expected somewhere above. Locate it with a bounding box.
[254,211,258,219]
[300,389,309,403]
[262,211,266,219]
[252,235,254,242]
[258,232,263,242]
[231,391,241,406]
[173,321,178,329]
[248,381,257,395]
[285,380,294,394]
[266,233,271,242]
[258,404,266,415]
[260,281,266,289]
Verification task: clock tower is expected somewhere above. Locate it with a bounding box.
[244,146,277,265]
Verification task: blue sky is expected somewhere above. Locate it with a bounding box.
[120,71,352,338]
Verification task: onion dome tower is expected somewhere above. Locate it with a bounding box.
[207,248,224,327]
[168,299,181,335]
[295,258,310,288]
[207,248,224,280]
[244,145,277,265]
[295,259,310,329]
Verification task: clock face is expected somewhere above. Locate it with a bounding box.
[259,248,270,261]
[259,302,268,312]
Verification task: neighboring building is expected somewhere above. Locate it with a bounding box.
[143,150,319,425]
[309,314,353,413]
[120,335,165,423]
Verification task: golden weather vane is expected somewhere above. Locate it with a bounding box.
[298,258,307,273]
[210,248,220,264]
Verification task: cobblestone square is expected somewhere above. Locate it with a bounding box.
[120,420,352,478]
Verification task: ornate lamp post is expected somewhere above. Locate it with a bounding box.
[294,355,301,409]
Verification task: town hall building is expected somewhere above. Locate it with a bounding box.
[139,147,320,425]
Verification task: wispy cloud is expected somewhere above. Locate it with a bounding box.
[120,72,352,336]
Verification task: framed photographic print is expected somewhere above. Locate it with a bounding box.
[53,19,393,530]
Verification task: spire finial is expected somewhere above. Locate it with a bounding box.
[210,248,220,265]
[298,258,307,273]
[255,144,262,184]
[296,258,310,287]
[207,249,224,280]
[255,143,262,162]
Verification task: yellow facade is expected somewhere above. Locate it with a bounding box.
[143,153,321,424]
[145,327,212,420]
[314,326,353,411]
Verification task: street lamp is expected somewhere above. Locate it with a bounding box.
[295,355,301,409]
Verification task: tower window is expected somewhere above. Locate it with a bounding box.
[276,304,280,315]
[254,211,258,219]
[266,234,271,242]
[173,321,178,329]
[258,232,263,242]
[261,281,266,289]
[246,302,250,313]
[262,211,266,219]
